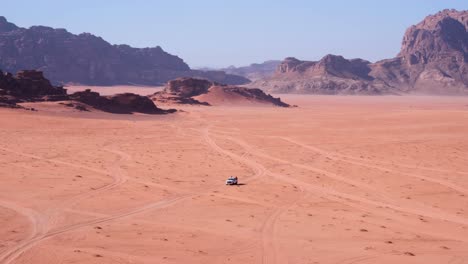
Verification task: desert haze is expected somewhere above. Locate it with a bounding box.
[1,95,468,263]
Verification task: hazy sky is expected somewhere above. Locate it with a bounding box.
[2,1,467,68]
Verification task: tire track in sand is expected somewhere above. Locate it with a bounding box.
[217,135,383,197]
[0,128,266,264]
[44,148,130,230]
[206,130,412,263]
[201,128,266,183]
[0,195,191,264]
[205,129,420,264]
[277,137,468,197]
[209,131,468,226]
[0,201,44,258]
[202,128,306,264]
[0,147,131,264]
[207,129,468,264]
[260,192,307,264]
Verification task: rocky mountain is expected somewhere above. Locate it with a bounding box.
[251,55,390,94]
[371,9,467,94]
[221,60,281,81]
[251,9,467,95]
[0,17,249,86]
[150,77,290,107]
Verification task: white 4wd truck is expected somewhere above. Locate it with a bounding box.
[226,176,238,185]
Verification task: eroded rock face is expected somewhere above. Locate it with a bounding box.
[150,78,290,107]
[252,9,468,95]
[0,17,250,86]
[0,70,67,100]
[164,78,214,97]
[376,9,468,93]
[276,55,373,80]
[0,69,68,109]
[253,55,387,95]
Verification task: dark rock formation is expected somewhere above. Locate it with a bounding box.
[0,70,67,101]
[150,77,290,107]
[0,69,174,114]
[150,78,217,105]
[164,78,214,97]
[252,9,468,95]
[0,17,250,86]
[69,90,175,114]
[150,78,212,105]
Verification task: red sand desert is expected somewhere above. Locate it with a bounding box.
[1,95,468,264]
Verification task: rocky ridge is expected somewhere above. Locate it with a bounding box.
[0,17,250,86]
[251,9,467,95]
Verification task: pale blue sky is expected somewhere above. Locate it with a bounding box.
[2,1,467,67]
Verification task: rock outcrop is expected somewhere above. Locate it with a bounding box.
[150,78,290,107]
[252,9,467,95]
[0,70,67,107]
[69,90,175,114]
[0,17,250,86]
[0,69,173,114]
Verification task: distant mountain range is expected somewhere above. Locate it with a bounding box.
[1,9,466,95]
[220,61,281,81]
[250,9,468,95]
[196,60,281,81]
[0,17,249,86]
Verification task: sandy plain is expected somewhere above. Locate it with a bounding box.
[1,93,468,264]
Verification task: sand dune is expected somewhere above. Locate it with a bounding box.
[1,95,468,263]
